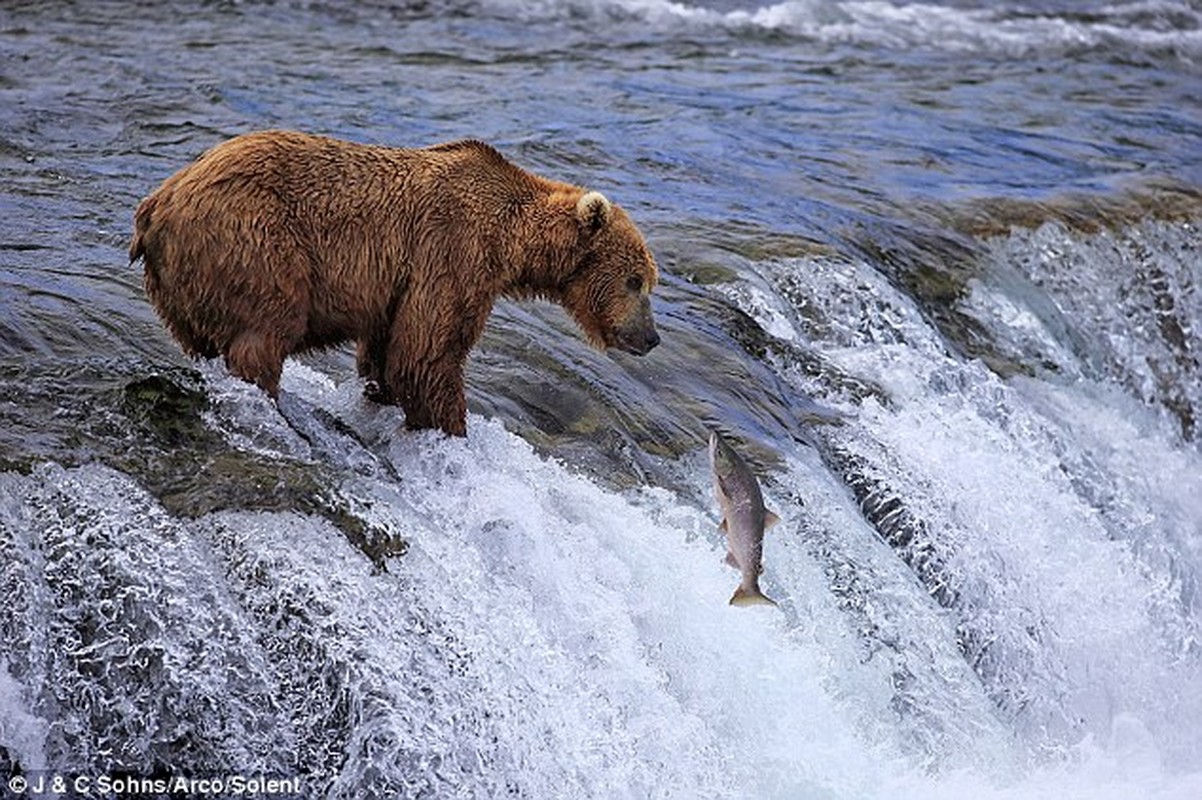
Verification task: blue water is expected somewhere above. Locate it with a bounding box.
[2,1,1201,798]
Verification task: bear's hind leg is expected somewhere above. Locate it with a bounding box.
[225,331,288,397]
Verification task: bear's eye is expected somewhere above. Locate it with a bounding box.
[625,275,643,293]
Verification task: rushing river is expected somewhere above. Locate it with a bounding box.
[2,1,1201,798]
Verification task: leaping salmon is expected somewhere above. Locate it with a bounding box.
[709,430,779,607]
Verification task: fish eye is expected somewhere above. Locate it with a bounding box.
[625,275,643,292]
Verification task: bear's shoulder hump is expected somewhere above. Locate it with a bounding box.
[425,139,511,165]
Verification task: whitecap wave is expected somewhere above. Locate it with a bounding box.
[485,0,1202,58]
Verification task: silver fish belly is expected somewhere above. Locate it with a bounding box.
[709,431,779,607]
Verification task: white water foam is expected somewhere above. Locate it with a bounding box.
[487,0,1202,57]
[706,235,1202,796]
[2,351,1201,796]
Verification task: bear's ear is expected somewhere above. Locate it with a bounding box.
[576,191,612,234]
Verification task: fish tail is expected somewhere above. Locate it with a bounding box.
[730,586,777,607]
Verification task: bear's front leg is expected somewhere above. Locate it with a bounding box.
[384,289,491,437]
[389,355,468,436]
[356,335,393,404]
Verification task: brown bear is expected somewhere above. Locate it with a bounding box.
[129,130,660,436]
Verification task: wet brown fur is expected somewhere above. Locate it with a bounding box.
[130,130,659,436]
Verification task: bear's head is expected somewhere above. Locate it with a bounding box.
[562,191,660,356]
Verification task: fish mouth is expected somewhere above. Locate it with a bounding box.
[708,429,734,470]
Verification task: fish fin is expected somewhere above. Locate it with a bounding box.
[729,586,778,608]
[724,551,740,570]
[764,510,781,529]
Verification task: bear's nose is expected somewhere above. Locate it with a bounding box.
[644,329,661,352]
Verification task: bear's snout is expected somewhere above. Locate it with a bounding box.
[613,297,660,356]
[632,327,661,355]
[616,328,660,356]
